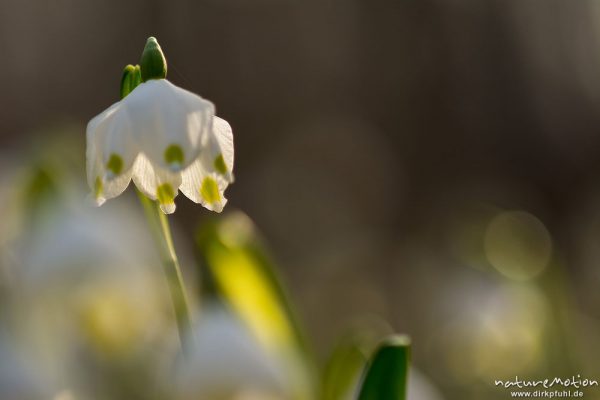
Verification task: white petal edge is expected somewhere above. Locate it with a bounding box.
[86,102,120,190]
[102,103,139,180]
[132,154,183,214]
[86,102,135,205]
[180,159,229,213]
[200,116,235,183]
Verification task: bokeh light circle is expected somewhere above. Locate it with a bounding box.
[484,211,552,281]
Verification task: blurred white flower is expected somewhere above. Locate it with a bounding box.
[177,305,290,400]
[407,368,445,400]
[87,39,234,214]
[7,189,176,398]
[14,200,172,346]
[0,334,52,399]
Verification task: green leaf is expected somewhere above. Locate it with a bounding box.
[321,335,368,400]
[195,211,315,398]
[358,335,411,400]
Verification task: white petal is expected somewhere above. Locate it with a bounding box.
[86,102,135,205]
[86,102,119,190]
[86,158,107,207]
[132,154,182,214]
[200,116,235,183]
[124,80,215,172]
[180,159,228,213]
[102,104,138,180]
[103,169,134,200]
[87,102,120,138]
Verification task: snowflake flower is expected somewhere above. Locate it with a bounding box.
[86,37,234,213]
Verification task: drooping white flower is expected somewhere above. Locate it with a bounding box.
[86,38,234,214]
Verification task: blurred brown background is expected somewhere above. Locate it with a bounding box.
[2,1,600,398]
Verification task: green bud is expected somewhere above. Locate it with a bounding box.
[120,64,141,99]
[140,37,167,82]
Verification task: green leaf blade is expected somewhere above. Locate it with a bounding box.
[358,335,411,400]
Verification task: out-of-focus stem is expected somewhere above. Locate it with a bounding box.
[137,189,193,355]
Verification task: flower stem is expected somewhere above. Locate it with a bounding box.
[136,189,193,355]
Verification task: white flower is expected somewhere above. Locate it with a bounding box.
[176,306,290,400]
[86,78,234,214]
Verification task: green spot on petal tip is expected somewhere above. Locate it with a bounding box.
[94,176,103,199]
[200,177,220,205]
[164,144,184,167]
[157,183,175,205]
[106,154,124,176]
[214,154,228,175]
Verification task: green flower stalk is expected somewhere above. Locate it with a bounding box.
[136,186,193,353]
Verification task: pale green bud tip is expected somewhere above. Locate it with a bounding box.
[140,36,167,82]
[120,64,141,99]
[383,334,411,348]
